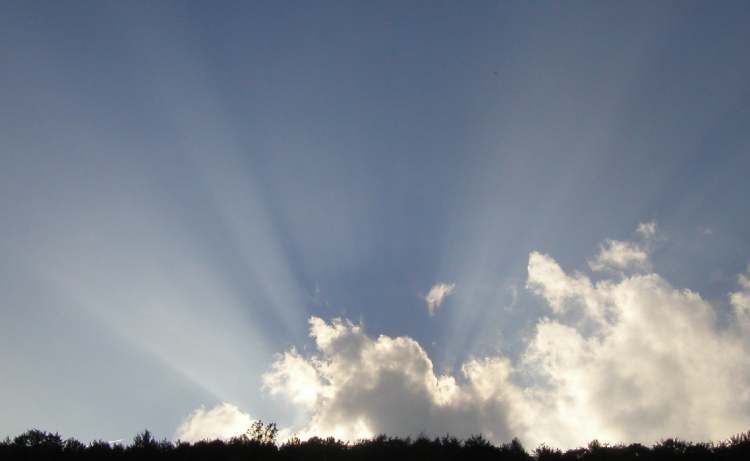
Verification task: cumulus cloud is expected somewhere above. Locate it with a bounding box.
[528,252,607,324]
[423,282,455,316]
[523,254,750,448]
[588,239,649,272]
[248,227,750,449]
[175,403,254,442]
[263,347,325,408]
[262,317,525,442]
[588,222,656,273]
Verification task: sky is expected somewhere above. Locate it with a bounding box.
[2,0,750,449]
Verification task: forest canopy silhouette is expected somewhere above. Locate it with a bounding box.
[3,426,750,460]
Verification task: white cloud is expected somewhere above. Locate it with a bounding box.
[262,316,525,443]
[523,256,750,448]
[254,228,750,449]
[263,347,325,408]
[637,221,657,239]
[175,403,255,442]
[587,222,658,273]
[423,282,455,316]
[588,239,649,272]
[527,252,609,326]
[730,264,750,329]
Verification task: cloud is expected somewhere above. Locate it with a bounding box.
[587,222,656,273]
[730,264,750,328]
[504,284,519,311]
[235,226,750,449]
[637,221,657,239]
[523,254,750,448]
[263,348,325,409]
[423,283,455,316]
[528,251,605,323]
[175,403,255,442]
[262,317,525,442]
[588,239,649,272]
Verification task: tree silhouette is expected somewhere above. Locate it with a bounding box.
[1,427,750,460]
[245,420,278,444]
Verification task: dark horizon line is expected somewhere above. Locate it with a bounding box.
[3,425,750,460]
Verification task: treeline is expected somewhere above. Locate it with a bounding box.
[2,425,750,461]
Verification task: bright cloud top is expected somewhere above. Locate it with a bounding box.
[184,224,750,449]
[262,316,523,442]
[423,282,456,316]
[588,239,649,272]
[588,221,655,273]
[175,403,255,442]
[523,255,750,447]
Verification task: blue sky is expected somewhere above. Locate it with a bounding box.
[2,0,750,447]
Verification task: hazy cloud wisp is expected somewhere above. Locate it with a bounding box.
[423,283,456,316]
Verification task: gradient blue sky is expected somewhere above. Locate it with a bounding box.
[2,0,750,444]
